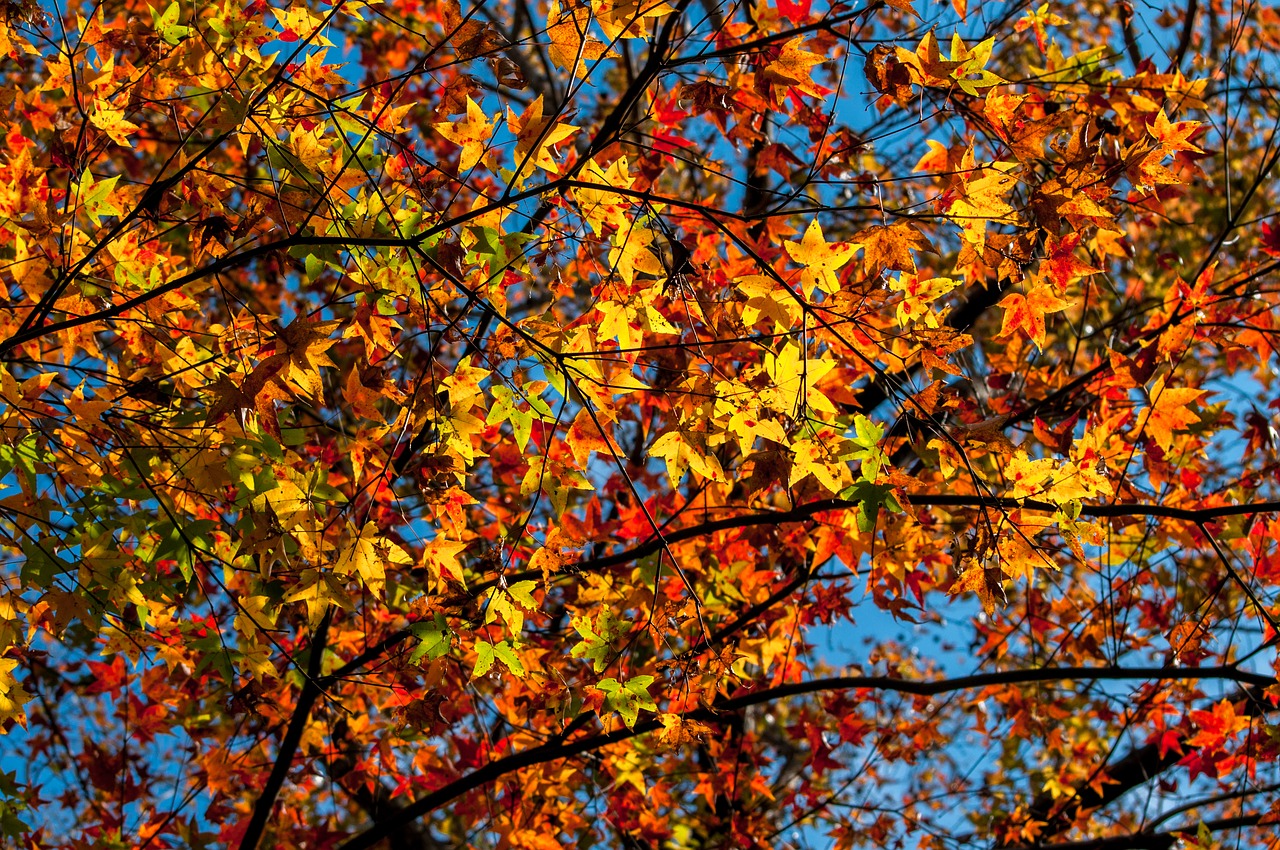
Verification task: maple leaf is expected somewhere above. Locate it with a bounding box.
[546,0,611,75]
[951,563,1004,614]
[946,155,1019,252]
[789,435,852,493]
[409,614,453,664]
[649,430,724,483]
[760,38,829,97]
[422,537,469,585]
[573,156,634,233]
[1014,3,1066,52]
[1186,700,1249,749]
[856,222,935,273]
[608,225,664,285]
[785,219,858,295]
[473,639,525,678]
[484,579,539,636]
[441,0,507,60]
[1132,376,1206,452]
[595,675,657,728]
[1149,108,1204,156]
[764,341,837,415]
[593,0,676,41]
[889,274,960,327]
[947,34,1004,95]
[76,169,122,227]
[570,611,627,672]
[1260,220,1280,258]
[89,107,139,146]
[436,97,495,172]
[334,522,411,595]
[0,657,32,728]
[776,0,812,25]
[566,408,621,466]
[1041,232,1099,288]
[508,94,578,181]
[865,45,915,107]
[737,274,802,330]
[897,31,959,87]
[656,712,710,746]
[997,281,1072,349]
[276,318,342,405]
[284,568,352,626]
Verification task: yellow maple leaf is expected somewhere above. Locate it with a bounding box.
[436,97,494,172]
[1132,376,1206,452]
[508,94,578,181]
[284,568,352,626]
[422,537,469,585]
[763,341,837,415]
[0,656,31,730]
[784,219,858,295]
[573,156,634,234]
[547,0,611,76]
[608,226,664,285]
[737,275,801,331]
[592,0,676,41]
[335,522,411,595]
[441,356,490,407]
[233,595,277,640]
[1004,450,1057,498]
[889,274,960,327]
[788,436,850,493]
[649,430,724,483]
[948,153,1018,252]
[90,106,139,146]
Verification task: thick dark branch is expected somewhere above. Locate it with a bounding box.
[1021,683,1276,839]
[239,608,333,850]
[1007,814,1263,850]
[335,495,1280,682]
[1170,0,1199,73]
[534,495,1280,578]
[332,665,1273,849]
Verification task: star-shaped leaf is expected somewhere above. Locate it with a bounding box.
[1133,376,1206,452]
[785,219,858,294]
[997,281,1072,348]
[436,97,495,172]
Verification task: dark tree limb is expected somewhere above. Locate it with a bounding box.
[239,607,334,850]
[331,665,1274,850]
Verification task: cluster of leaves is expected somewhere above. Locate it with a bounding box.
[1,0,1280,846]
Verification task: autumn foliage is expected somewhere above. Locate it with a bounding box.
[3,0,1280,846]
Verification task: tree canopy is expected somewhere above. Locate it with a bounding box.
[1,0,1280,846]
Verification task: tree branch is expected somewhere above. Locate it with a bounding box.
[239,607,334,850]
[332,665,1274,849]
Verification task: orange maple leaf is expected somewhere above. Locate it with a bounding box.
[761,38,829,97]
[997,281,1072,348]
[1132,375,1206,452]
[856,222,935,273]
[1149,108,1203,156]
[546,0,610,76]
